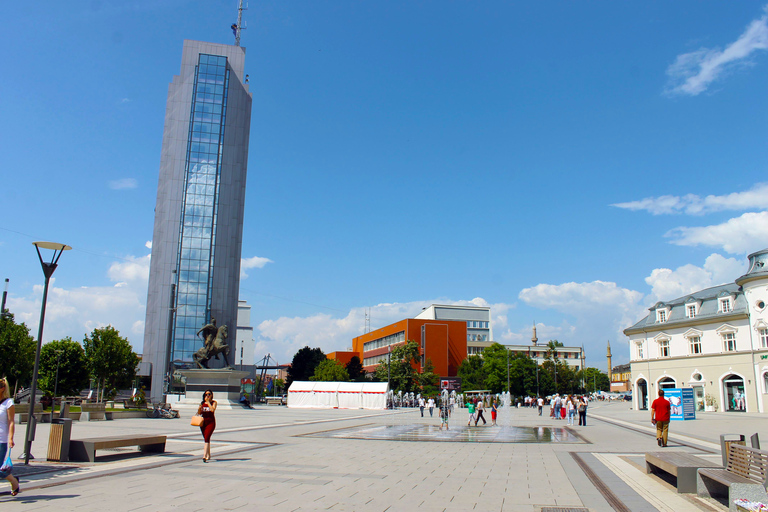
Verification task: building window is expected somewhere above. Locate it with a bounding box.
[760,328,768,349]
[764,372,768,394]
[637,343,644,359]
[659,339,670,357]
[657,310,667,323]
[687,304,696,318]
[689,336,702,354]
[363,331,405,352]
[723,332,737,352]
[720,298,732,313]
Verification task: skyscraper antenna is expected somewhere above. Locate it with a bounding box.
[233,0,247,47]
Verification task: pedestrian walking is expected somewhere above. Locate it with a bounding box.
[419,396,425,417]
[651,389,671,447]
[475,398,487,426]
[566,396,576,425]
[198,389,217,462]
[0,378,20,496]
[428,397,435,417]
[537,396,544,416]
[466,399,476,426]
[490,401,498,426]
[578,396,587,426]
[554,394,562,419]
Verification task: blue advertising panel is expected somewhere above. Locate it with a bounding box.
[666,389,683,420]
[681,388,696,420]
[666,388,696,421]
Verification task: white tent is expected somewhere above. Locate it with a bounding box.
[312,381,340,408]
[337,382,364,409]
[286,381,317,408]
[287,381,388,409]
[361,382,388,409]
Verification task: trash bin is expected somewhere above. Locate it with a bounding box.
[47,418,72,462]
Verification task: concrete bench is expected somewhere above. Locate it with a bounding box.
[265,397,283,405]
[646,451,719,493]
[80,402,107,421]
[69,435,167,463]
[698,444,768,511]
[14,403,43,424]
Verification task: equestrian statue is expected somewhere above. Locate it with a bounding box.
[193,317,232,369]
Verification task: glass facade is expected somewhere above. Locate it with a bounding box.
[171,54,230,364]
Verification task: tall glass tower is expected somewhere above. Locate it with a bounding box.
[144,40,252,400]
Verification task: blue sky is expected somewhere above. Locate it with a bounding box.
[2,1,767,368]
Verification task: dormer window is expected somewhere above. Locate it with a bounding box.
[687,304,697,318]
[720,298,732,313]
[657,309,667,323]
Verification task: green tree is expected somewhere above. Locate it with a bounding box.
[579,367,610,392]
[345,356,365,382]
[457,355,485,391]
[274,378,285,394]
[480,343,509,393]
[83,326,139,402]
[508,353,539,396]
[373,340,420,393]
[417,359,439,395]
[0,312,36,391]
[310,359,350,381]
[286,346,326,386]
[38,337,88,397]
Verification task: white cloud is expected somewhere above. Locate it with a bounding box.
[255,298,515,364]
[645,253,746,302]
[612,183,768,215]
[665,211,768,254]
[519,280,647,362]
[240,255,273,279]
[665,6,768,96]
[108,178,138,190]
[6,248,151,351]
[145,241,152,250]
[108,254,151,283]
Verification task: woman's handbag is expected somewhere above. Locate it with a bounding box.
[0,448,13,478]
[190,415,204,427]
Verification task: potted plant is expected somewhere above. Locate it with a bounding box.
[704,394,718,412]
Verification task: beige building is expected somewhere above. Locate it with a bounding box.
[625,249,768,413]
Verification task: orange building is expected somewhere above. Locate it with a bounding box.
[327,351,357,367]
[350,319,467,377]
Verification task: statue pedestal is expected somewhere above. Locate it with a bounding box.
[178,369,249,410]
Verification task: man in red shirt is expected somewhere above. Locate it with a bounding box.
[651,389,671,447]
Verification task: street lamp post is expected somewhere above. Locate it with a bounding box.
[536,365,540,397]
[22,241,70,465]
[53,349,63,413]
[506,349,510,392]
[1,278,8,316]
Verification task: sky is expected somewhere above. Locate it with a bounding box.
[1,1,767,369]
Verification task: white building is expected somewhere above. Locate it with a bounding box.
[625,249,768,413]
[415,304,493,355]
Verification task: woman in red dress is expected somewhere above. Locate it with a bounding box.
[198,389,217,462]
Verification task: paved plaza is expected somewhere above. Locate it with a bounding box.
[1,400,767,511]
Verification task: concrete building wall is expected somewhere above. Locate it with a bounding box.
[143,40,252,401]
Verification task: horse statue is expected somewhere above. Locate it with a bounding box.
[193,324,231,369]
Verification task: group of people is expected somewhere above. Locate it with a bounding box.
[548,394,589,426]
[464,397,499,427]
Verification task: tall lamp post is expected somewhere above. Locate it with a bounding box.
[22,241,70,465]
[53,349,63,413]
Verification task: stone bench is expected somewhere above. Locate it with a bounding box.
[698,444,768,511]
[80,402,107,421]
[69,435,167,463]
[13,403,43,424]
[646,451,719,493]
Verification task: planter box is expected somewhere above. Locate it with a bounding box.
[704,405,716,412]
